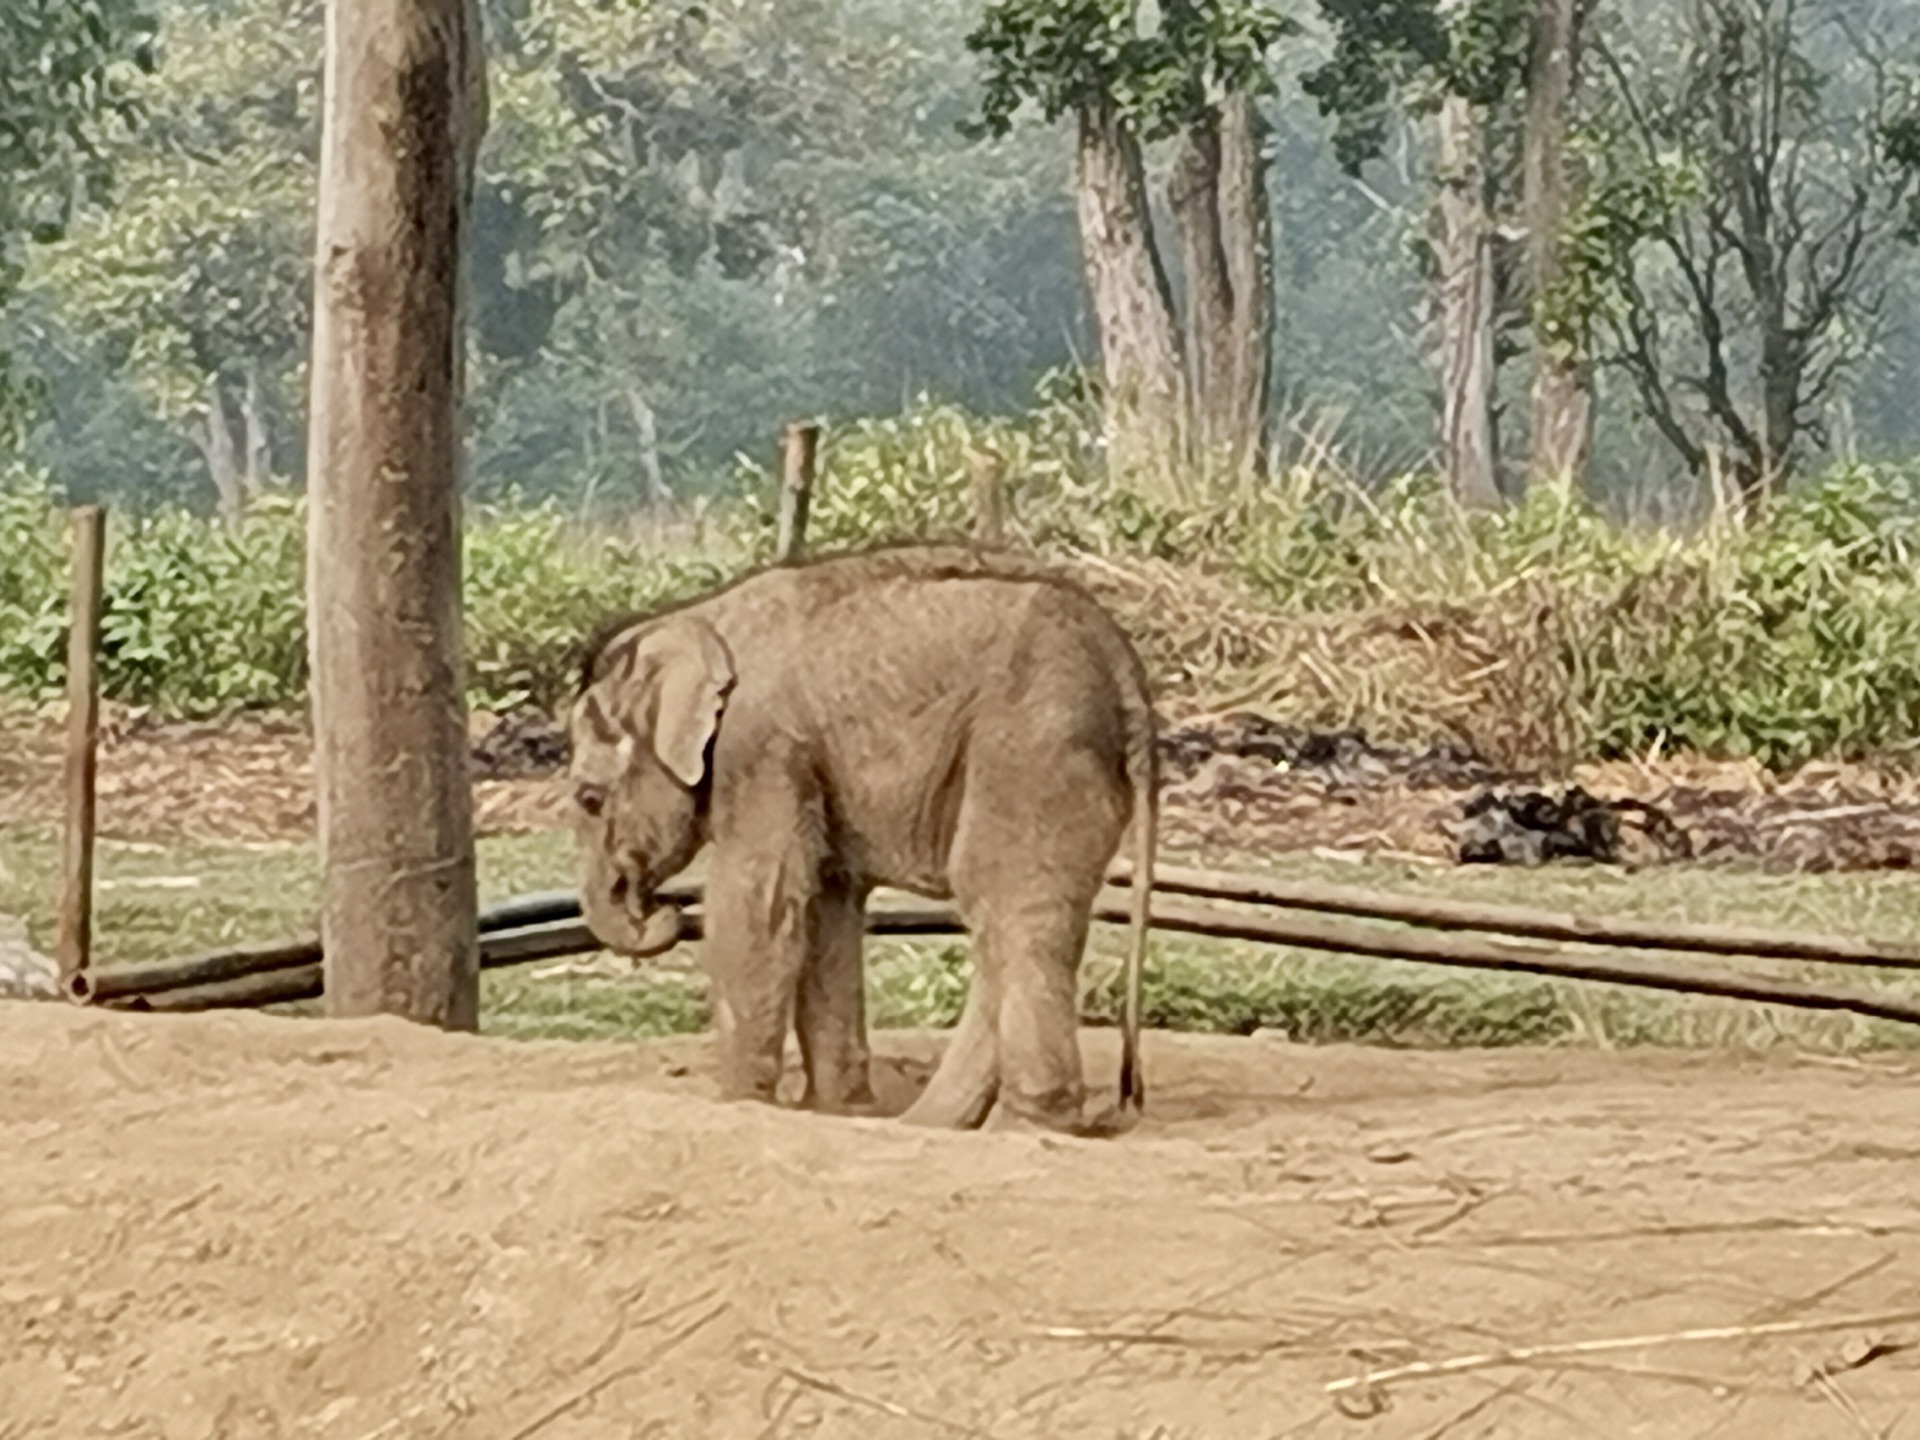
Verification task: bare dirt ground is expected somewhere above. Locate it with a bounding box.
[5,1003,1919,1439]
[10,702,1920,870]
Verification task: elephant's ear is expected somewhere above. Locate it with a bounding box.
[612,618,737,788]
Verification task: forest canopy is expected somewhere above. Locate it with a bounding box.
[4,0,1920,521]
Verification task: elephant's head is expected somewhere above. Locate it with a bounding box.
[568,615,736,956]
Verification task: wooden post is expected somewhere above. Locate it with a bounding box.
[56,505,105,985]
[968,449,1008,547]
[776,422,819,563]
[304,0,487,1028]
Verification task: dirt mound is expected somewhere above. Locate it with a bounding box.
[4,1004,1918,1437]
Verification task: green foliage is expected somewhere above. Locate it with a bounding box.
[0,469,725,715]
[1301,0,1528,172]
[1600,468,1920,765]
[966,0,1294,140]
[0,0,156,442]
[462,498,727,710]
[11,397,1920,769]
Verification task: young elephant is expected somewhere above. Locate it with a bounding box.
[567,545,1157,1134]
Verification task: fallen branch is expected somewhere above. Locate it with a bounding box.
[1325,1307,1920,1398]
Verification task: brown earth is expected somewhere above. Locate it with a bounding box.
[10,703,1920,872]
[5,1003,1919,1439]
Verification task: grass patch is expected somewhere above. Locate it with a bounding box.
[6,824,1920,1054]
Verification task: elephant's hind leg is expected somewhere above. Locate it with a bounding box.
[796,882,878,1114]
[898,974,999,1128]
[940,742,1128,1135]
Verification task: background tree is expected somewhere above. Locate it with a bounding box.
[0,0,155,447]
[1522,0,1599,490]
[28,0,316,518]
[1305,0,1531,507]
[967,0,1294,491]
[1573,0,1920,513]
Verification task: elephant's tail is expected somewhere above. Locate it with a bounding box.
[1118,686,1157,1116]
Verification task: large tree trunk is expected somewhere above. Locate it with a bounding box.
[1434,94,1502,510]
[305,0,486,1029]
[193,375,246,524]
[1169,93,1273,481]
[1523,0,1594,490]
[1075,96,1187,491]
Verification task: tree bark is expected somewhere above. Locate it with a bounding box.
[1435,94,1502,510]
[1523,0,1594,490]
[304,0,486,1029]
[1171,115,1234,469]
[241,366,271,493]
[194,375,246,524]
[623,384,672,508]
[1218,93,1274,477]
[1074,96,1188,491]
[1169,93,1274,481]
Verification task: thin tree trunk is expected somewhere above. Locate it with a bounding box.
[1218,92,1274,477]
[194,375,246,524]
[1435,94,1502,510]
[241,366,271,493]
[1170,93,1274,482]
[1171,113,1234,470]
[1523,0,1594,490]
[1074,96,1187,491]
[623,384,672,508]
[305,0,486,1029]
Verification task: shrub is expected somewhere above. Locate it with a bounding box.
[7,408,1920,770]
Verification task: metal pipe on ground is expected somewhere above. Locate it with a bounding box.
[115,897,964,1013]
[69,880,699,1007]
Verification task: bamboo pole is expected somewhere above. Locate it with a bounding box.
[1124,861,1920,971]
[55,505,106,986]
[775,422,819,563]
[93,882,1920,1031]
[1091,890,1920,1029]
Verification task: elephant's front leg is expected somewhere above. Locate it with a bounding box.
[703,853,815,1104]
[795,881,877,1114]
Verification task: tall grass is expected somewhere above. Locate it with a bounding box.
[6,405,1920,770]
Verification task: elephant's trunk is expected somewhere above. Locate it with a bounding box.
[580,854,685,958]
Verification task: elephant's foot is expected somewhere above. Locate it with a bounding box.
[803,1075,880,1118]
[984,1092,1138,1140]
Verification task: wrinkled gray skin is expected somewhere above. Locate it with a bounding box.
[568,545,1157,1134]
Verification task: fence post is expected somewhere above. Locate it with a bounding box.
[776,422,820,563]
[57,505,106,986]
[969,449,1008,548]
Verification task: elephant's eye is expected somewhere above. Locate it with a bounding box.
[574,782,609,817]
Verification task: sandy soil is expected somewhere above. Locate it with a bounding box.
[5,1004,1919,1439]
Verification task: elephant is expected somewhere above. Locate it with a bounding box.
[566,543,1157,1135]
